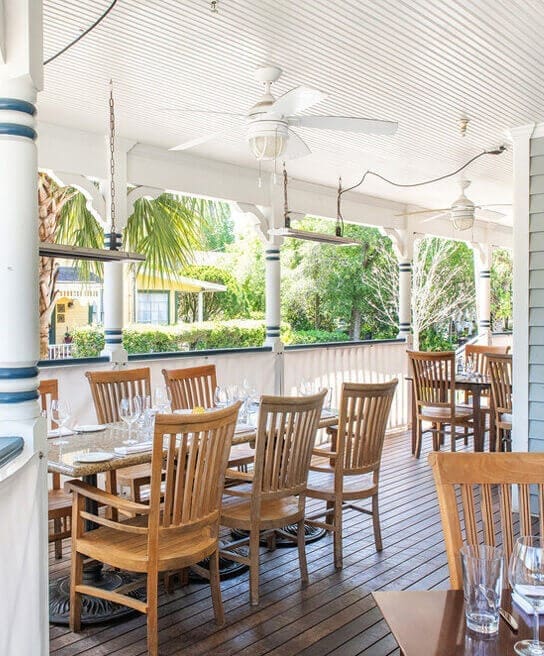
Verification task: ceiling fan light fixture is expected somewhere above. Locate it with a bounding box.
[247,121,288,161]
[451,204,475,231]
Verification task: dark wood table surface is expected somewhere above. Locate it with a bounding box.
[373,589,536,656]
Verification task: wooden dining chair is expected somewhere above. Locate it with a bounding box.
[305,379,398,569]
[163,364,254,471]
[85,367,152,503]
[220,389,326,605]
[408,351,474,458]
[429,451,544,589]
[40,378,72,559]
[487,353,513,451]
[66,403,240,656]
[162,364,217,410]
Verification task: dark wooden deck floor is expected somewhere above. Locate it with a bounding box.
[49,430,451,656]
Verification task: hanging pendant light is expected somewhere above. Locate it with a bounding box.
[39,81,145,263]
[268,165,360,246]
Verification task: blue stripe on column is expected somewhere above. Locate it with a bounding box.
[0,390,38,403]
[104,330,122,335]
[0,99,36,115]
[0,366,39,379]
[0,124,37,140]
[105,338,123,344]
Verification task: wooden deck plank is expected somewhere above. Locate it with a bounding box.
[50,431,455,656]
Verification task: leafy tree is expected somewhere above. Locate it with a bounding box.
[177,264,249,321]
[490,247,513,330]
[192,199,235,252]
[225,230,266,315]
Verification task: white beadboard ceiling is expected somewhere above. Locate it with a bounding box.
[40,0,544,223]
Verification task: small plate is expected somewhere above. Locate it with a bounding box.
[73,424,106,433]
[75,451,114,463]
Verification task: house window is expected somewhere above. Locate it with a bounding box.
[137,291,169,325]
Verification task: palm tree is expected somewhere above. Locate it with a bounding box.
[38,173,204,359]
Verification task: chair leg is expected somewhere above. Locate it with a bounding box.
[53,518,63,559]
[266,531,277,552]
[249,529,260,606]
[333,498,343,570]
[326,500,334,526]
[415,420,423,459]
[297,520,309,585]
[209,549,225,625]
[372,493,383,552]
[146,573,159,656]
[450,425,456,452]
[69,551,84,632]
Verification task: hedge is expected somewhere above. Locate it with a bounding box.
[68,321,350,358]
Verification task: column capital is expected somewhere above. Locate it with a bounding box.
[235,202,284,246]
[382,227,415,262]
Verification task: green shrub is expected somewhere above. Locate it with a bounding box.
[70,326,105,358]
[287,330,350,345]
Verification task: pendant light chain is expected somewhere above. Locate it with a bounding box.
[108,79,118,250]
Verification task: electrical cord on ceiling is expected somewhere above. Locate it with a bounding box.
[44,0,118,66]
[336,145,507,232]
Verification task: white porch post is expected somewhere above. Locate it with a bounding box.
[197,291,204,322]
[0,1,48,654]
[472,243,492,343]
[383,229,414,346]
[100,138,131,364]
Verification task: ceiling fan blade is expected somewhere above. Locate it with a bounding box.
[283,129,311,160]
[395,208,450,217]
[421,212,449,223]
[475,203,512,209]
[271,86,327,116]
[288,115,398,135]
[169,119,244,151]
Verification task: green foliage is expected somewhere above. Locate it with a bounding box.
[418,328,456,352]
[491,248,513,327]
[225,231,265,314]
[70,326,105,358]
[177,264,249,321]
[195,200,235,252]
[287,329,350,345]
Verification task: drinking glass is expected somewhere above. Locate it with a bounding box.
[153,386,171,413]
[299,378,314,396]
[461,544,503,634]
[50,399,71,445]
[119,396,142,445]
[509,536,544,655]
[136,394,152,433]
[214,386,229,408]
[465,355,474,377]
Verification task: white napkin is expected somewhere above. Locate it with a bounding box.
[114,442,153,455]
[321,409,336,418]
[47,427,74,438]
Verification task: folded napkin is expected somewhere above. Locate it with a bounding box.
[321,409,336,418]
[114,442,153,455]
[235,423,254,433]
[47,427,74,438]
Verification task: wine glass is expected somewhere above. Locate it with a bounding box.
[119,396,142,445]
[509,536,544,655]
[299,378,314,396]
[153,386,171,413]
[50,399,71,445]
[214,386,229,408]
[465,355,474,377]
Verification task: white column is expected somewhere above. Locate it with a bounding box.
[264,239,281,346]
[472,243,492,343]
[0,1,48,654]
[383,229,414,345]
[100,138,131,363]
[197,291,204,322]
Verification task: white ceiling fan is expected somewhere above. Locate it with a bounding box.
[396,180,511,231]
[166,65,398,161]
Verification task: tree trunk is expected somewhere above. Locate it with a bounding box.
[350,307,362,340]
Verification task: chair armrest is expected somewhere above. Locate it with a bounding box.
[65,479,151,515]
[312,447,338,457]
[224,468,254,482]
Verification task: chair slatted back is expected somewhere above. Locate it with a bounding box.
[408,351,455,410]
[149,403,240,538]
[39,379,61,489]
[336,380,398,475]
[465,344,510,376]
[162,365,217,411]
[430,452,544,589]
[85,368,151,424]
[253,391,326,500]
[487,353,513,416]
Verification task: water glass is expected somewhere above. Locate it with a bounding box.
[214,385,229,408]
[153,386,171,413]
[299,378,315,396]
[461,544,503,634]
[119,396,142,445]
[50,399,71,445]
[509,536,544,655]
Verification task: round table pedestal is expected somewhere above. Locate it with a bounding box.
[230,523,327,548]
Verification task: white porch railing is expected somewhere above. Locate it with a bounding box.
[47,343,73,360]
[39,340,410,430]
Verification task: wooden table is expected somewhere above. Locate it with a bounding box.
[374,589,535,656]
[408,375,491,452]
